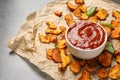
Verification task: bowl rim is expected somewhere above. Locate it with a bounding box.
[65,20,108,51]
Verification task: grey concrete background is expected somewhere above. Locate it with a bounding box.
[0,0,120,80]
[0,0,53,80]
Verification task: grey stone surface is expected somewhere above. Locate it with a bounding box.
[0,0,53,80]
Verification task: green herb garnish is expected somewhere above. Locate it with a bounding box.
[86,7,96,17]
[105,42,115,54]
[55,43,57,48]
[101,21,113,28]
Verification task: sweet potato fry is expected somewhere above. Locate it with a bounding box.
[39,35,50,43]
[102,24,112,36]
[79,5,87,12]
[46,28,62,35]
[46,48,62,62]
[46,21,57,29]
[97,67,108,79]
[95,9,108,20]
[85,58,97,72]
[114,50,120,56]
[81,13,89,20]
[116,55,120,64]
[79,59,86,66]
[65,14,73,21]
[111,27,120,39]
[56,39,66,49]
[112,10,120,19]
[70,61,81,74]
[53,29,62,35]
[75,0,84,5]
[74,8,81,19]
[46,48,53,60]
[60,26,66,38]
[60,26,66,31]
[88,16,98,23]
[111,20,120,29]
[52,49,62,63]
[54,11,62,17]
[46,28,54,34]
[59,49,71,71]
[78,69,91,80]
[68,20,75,26]
[109,64,120,79]
[86,58,97,66]
[67,2,78,11]
[47,34,57,42]
[85,64,96,73]
[98,51,112,67]
[65,14,75,26]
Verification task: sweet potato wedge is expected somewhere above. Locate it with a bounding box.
[52,49,62,63]
[46,28,62,35]
[109,64,120,79]
[59,49,71,71]
[67,2,78,11]
[97,67,108,79]
[46,48,53,60]
[81,13,89,20]
[85,64,96,73]
[60,26,66,39]
[65,14,75,26]
[112,10,120,19]
[65,14,74,21]
[75,0,84,5]
[88,16,98,23]
[79,5,87,12]
[102,24,112,36]
[39,35,50,43]
[86,58,97,66]
[95,9,108,20]
[54,11,62,17]
[111,27,120,39]
[111,20,120,29]
[98,51,112,67]
[78,69,91,80]
[79,59,86,66]
[56,39,66,49]
[46,21,57,29]
[114,50,120,56]
[70,61,81,74]
[73,8,81,19]
[116,55,120,64]
[48,34,57,42]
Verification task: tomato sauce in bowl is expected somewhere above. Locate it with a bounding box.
[65,20,107,59]
[67,21,106,50]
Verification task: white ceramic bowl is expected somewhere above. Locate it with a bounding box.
[65,21,107,59]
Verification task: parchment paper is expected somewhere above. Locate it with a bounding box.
[8,0,120,80]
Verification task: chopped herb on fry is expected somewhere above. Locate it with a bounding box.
[101,21,113,28]
[106,42,115,54]
[86,7,96,17]
[54,43,57,48]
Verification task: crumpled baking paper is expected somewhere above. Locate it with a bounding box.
[8,0,120,80]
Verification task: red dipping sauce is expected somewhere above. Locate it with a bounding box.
[67,21,106,50]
